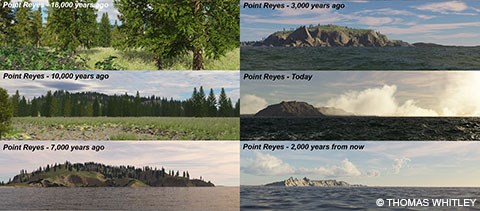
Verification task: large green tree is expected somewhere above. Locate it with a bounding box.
[46,0,98,50]
[0,88,13,138]
[114,0,239,70]
[98,12,111,47]
[13,0,35,46]
[0,0,14,46]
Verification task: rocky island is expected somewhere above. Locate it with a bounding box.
[250,24,411,47]
[265,177,364,187]
[1,161,214,187]
[254,101,353,117]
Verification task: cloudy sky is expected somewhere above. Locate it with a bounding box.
[241,0,480,45]
[0,141,239,186]
[241,141,480,187]
[0,71,239,102]
[241,71,480,116]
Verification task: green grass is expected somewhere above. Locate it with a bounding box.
[78,47,239,70]
[7,117,239,140]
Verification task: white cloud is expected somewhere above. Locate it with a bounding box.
[242,152,295,176]
[393,157,411,174]
[322,85,438,116]
[297,158,362,177]
[243,153,363,177]
[240,94,268,114]
[415,1,468,14]
[379,22,480,35]
[355,8,435,20]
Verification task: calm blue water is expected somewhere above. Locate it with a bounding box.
[241,186,480,210]
[241,46,480,70]
[0,187,239,210]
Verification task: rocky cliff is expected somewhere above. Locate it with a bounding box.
[254,25,411,47]
[255,101,353,117]
[265,177,362,187]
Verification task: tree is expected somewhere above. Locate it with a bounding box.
[218,88,231,117]
[13,0,35,46]
[0,88,13,138]
[42,91,53,117]
[98,12,111,47]
[11,90,20,117]
[46,0,98,50]
[206,88,217,117]
[93,98,100,116]
[114,0,239,70]
[32,6,43,47]
[0,0,15,46]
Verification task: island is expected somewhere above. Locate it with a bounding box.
[265,177,364,187]
[254,101,353,117]
[249,24,411,47]
[0,161,214,187]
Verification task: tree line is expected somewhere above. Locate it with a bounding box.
[0,0,116,49]
[4,161,212,187]
[0,0,239,69]
[9,87,239,118]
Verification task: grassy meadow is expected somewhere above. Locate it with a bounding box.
[79,47,240,70]
[3,117,239,140]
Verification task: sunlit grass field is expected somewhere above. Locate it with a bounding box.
[79,47,240,70]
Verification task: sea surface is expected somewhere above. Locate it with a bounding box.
[241,186,480,210]
[240,117,480,140]
[0,187,239,210]
[240,46,480,70]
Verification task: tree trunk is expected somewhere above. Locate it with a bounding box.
[193,48,204,70]
[192,0,204,70]
[154,55,163,70]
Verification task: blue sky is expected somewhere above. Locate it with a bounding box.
[241,141,480,187]
[241,71,480,116]
[0,71,239,103]
[241,0,480,45]
[0,141,240,186]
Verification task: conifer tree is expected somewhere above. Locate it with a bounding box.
[206,88,217,117]
[32,6,43,47]
[98,12,111,47]
[0,0,15,46]
[13,0,34,46]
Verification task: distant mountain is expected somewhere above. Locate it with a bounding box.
[265,177,364,187]
[2,161,214,187]
[254,101,353,117]
[255,101,324,117]
[412,42,449,47]
[251,25,411,47]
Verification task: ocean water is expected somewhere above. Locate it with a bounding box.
[240,46,480,70]
[240,117,480,140]
[0,187,239,210]
[241,186,480,210]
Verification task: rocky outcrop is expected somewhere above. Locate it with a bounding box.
[254,25,412,47]
[265,177,363,187]
[255,101,354,117]
[255,101,325,117]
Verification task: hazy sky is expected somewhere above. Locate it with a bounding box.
[241,0,480,46]
[241,141,480,187]
[241,71,480,117]
[10,0,119,23]
[0,141,240,186]
[0,71,239,102]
